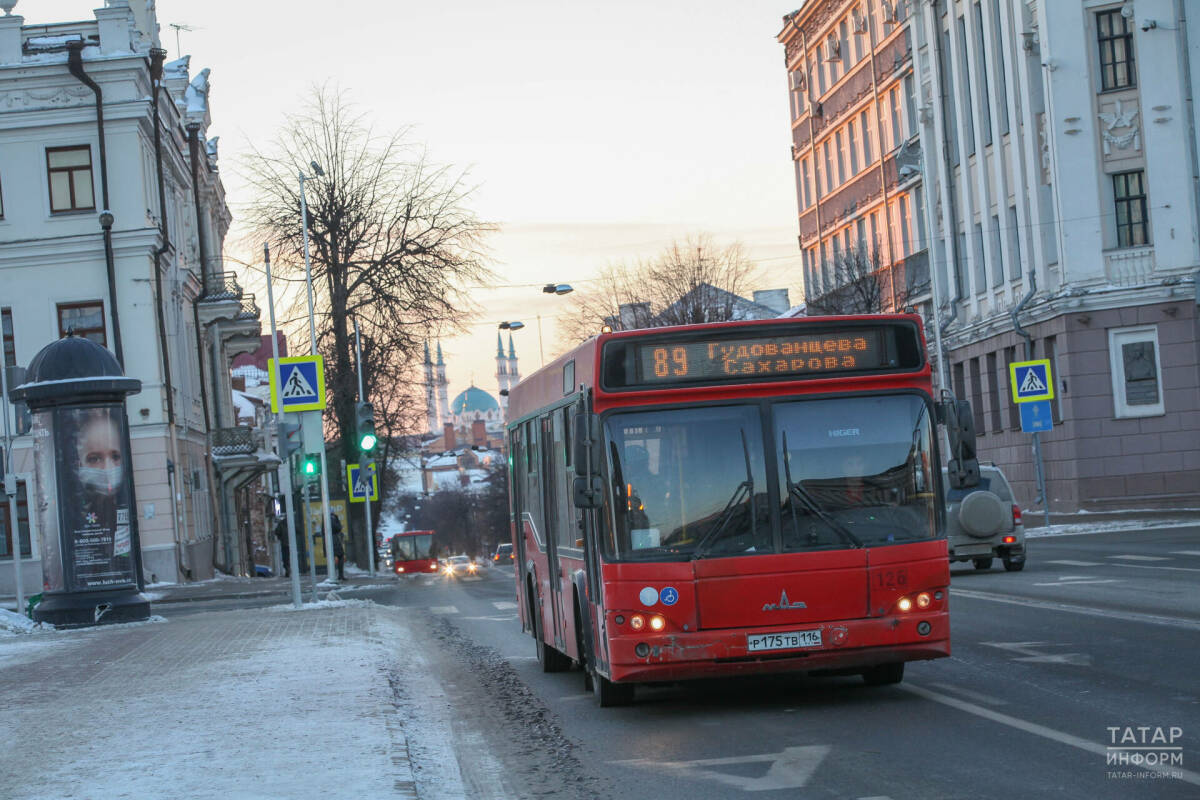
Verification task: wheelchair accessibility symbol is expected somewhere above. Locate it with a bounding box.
[660,587,679,606]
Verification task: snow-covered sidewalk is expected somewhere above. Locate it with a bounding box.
[0,600,454,799]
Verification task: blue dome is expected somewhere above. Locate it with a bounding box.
[450,386,499,415]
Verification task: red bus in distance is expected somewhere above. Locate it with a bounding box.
[389,530,438,575]
[505,314,977,706]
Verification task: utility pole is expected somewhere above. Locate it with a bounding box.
[354,317,375,576]
[263,243,303,608]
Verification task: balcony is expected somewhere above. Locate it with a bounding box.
[211,426,256,457]
[237,294,261,321]
[1104,245,1156,286]
[200,271,243,302]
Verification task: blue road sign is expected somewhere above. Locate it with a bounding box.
[269,356,325,413]
[1009,359,1054,403]
[347,462,378,503]
[1020,399,1054,433]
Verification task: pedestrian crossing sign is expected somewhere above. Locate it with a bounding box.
[347,462,378,503]
[269,356,325,413]
[1009,358,1054,404]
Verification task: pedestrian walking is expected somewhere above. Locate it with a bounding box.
[331,513,346,580]
[273,516,291,577]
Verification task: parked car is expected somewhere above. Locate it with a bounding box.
[443,554,477,577]
[493,542,514,565]
[943,464,1026,571]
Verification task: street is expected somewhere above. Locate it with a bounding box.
[3,524,1197,799]
[375,525,1199,799]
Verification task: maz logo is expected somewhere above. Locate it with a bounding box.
[762,590,807,611]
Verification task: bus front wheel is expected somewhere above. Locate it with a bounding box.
[861,662,905,686]
[593,670,634,707]
[532,596,570,673]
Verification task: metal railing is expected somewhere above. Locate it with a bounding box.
[199,271,243,302]
[211,426,256,457]
[236,293,261,320]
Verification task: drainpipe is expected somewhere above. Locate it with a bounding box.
[67,41,124,367]
[931,2,962,376]
[1011,269,1050,527]
[187,124,221,427]
[148,48,190,579]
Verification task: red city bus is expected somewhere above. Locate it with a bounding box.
[505,314,978,706]
[389,530,439,575]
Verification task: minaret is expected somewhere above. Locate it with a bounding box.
[507,334,520,387]
[436,340,451,428]
[423,340,438,434]
[495,332,509,413]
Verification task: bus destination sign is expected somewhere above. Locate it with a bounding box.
[636,329,888,384]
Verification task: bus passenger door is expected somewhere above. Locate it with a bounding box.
[540,415,565,651]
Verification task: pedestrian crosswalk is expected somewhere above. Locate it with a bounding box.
[425,601,519,619]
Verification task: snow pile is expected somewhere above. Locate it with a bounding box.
[0,608,42,636]
[267,597,375,612]
[1025,518,1199,538]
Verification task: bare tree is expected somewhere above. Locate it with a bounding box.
[241,86,495,564]
[805,244,912,316]
[558,235,759,344]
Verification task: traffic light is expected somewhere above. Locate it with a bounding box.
[301,453,320,477]
[279,418,302,458]
[355,401,377,452]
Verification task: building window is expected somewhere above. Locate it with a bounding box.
[1113,170,1148,247]
[1,308,14,368]
[834,130,846,184]
[1108,326,1164,417]
[1004,345,1020,429]
[1097,9,1136,90]
[987,352,1003,433]
[848,120,859,175]
[890,86,903,148]
[860,109,872,165]
[46,146,96,213]
[57,301,106,346]
[823,141,833,194]
[1045,336,1063,423]
[0,170,5,218]
[0,481,31,560]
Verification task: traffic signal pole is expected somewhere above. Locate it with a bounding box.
[263,244,302,608]
[354,317,375,576]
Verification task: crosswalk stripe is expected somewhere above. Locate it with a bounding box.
[1108,555,1169,561]
[1171,550,1200,557]
[429,606,459,615]
[1045,560,1101,567]
[493,601,517,610]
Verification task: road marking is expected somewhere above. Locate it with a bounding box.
[612,745,831,791]
[461,615,518,622]
[493,601,518,610]
[558,694,593,702]
[951,587,1200,631]
[1171,550,1200,557]
[1111,562,1200,574]
[903,684,1200,788]
[1108,554,1169,561]
[1033,579,1121,586]
[429,606,458,615]
[1045,560,1102,567]
[928,682,1008,706]
[981,641,1091,666]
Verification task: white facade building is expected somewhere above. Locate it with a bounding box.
[909,0,1200,510]
[0,0,266,591]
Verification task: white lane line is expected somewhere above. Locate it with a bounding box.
[1111,562,1200,574]
[1171,550,1200,557]
[928,682,1008,706]
[493,601,518,610]
[429,606,459,615]
[951,587,1200,631]
[1108,554,1169,561]
[558,694,594,702]
[1033,579,1122,586]
[904,685,1200,787]
[461,615,518,622]
[1045,560,1102,567]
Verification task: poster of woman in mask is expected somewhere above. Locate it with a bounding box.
[54,405,136,591]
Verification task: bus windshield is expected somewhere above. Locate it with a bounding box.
[605,405,770,561]
[775,394,938,550]
[392,533,433,561]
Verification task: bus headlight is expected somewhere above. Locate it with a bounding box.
[629,614,646,631]
[916,592,932,609]
[648,615,665,632]
[897,597,912,612]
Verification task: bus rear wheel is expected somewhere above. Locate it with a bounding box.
[532,598,570,673]
[592,670,634,707]
[861,662,905,686]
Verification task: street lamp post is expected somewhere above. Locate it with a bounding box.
[298,163,337,587]
[503,282,572,368]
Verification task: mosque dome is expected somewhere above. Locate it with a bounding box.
[450,386,500,416]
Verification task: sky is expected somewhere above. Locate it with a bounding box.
[34,0,804,407]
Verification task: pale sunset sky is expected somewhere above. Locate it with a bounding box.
[34,0,803,405]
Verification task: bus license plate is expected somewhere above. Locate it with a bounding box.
[747,629,822,653]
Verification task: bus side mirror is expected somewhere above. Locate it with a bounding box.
[573,475,604,509]
[573,413,602,478]
[943,398,980,489]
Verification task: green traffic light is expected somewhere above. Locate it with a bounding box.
[360,432,378,452]
[302,457,318,475]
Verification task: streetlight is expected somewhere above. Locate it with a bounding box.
[298,162,336,587]
[498,321,525,331]
[543,283,573,295]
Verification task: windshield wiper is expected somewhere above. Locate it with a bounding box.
[781,431,863,549]
[693,429,756,560]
